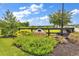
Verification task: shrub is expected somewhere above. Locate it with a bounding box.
[0,10,20,37]
[15,30,31,36]
[15,35,58,56]
[68,32,79,45]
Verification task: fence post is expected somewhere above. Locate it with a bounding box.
[48,29,50,36]
[31,28,33,32]
[72,28,74,32]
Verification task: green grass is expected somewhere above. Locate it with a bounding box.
[0,38,30,56]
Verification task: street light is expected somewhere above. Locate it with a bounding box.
[61,3,64,35]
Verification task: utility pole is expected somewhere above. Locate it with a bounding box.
[61,3,64,35]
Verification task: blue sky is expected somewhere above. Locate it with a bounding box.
[0,3,79,26]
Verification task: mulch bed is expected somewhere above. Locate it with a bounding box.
[50,42,79,56]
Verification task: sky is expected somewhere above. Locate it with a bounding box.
[0,3,79,26]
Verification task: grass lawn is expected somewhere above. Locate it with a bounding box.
[0,38,30,56]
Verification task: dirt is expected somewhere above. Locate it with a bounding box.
[51,42,79,56]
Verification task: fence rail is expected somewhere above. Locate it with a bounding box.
[18,28,74,36]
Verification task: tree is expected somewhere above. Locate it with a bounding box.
[49,10,72,27]
[0,10,20,36]
[20,22,29,27]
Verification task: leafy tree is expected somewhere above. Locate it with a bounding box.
[49,10,72,27]
[20,22,29,27]
[0,10,20,36]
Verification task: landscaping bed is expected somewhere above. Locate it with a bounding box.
[14,34,59,56]
[51,43,79,56]
[1,29,79,56]
[50,32,79,56]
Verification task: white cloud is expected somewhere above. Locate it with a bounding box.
[13,9,31,16]
[13,9,31,20]
[34,12,39,14]
[13,4,44,21]
[29,4,43,12]
[27,17,50,26]
[71,9,79,15]
[19,6,26,10]
[40,15,49,21]
[26,18,34,22]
